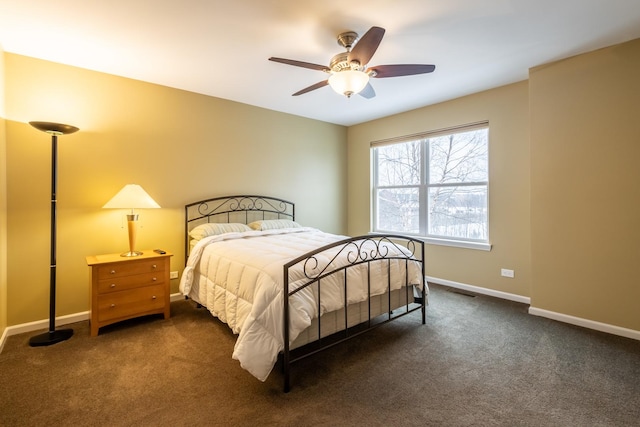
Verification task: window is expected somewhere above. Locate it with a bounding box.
[372,122,490,250]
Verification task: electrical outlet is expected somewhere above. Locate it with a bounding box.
[170,271,179,279]
[501,268,514,278]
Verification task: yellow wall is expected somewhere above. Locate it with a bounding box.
[5,37,640,335]
[0,45,7,337]
[348,82,531,298]
[4,53,347,326]
[348,37,640,333]
[529,38,640,331]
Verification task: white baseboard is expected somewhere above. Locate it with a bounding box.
[0,327,7,354]
[427,276,639,342]
[0,293,185,352]
[171,293,186,302]
[4,289,637,353]
[6,310,90,338]
[427,276,531,304]
[529,307,640,341]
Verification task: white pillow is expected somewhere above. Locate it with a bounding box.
[248,219,301,231]
[189,223,252,240]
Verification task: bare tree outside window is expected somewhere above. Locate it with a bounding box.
[375,141,421,233]
[428,129,488,240]
[373,125,489,242]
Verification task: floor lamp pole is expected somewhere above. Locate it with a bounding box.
[29,121,79,347]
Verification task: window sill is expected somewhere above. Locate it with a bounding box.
[423,237,492,251]
[369,232,492,251]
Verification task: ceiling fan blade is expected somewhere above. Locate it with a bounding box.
[292,80,329,96]
[368,64,436,78]
[269,57,329,72]
[348,26,385,66]
[359,82,376,99]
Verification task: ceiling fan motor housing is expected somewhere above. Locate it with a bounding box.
[330,52,358,72]
[333,31,365,72]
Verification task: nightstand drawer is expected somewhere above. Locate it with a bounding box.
[97,271,164,294]
[96,258,164,279]
[97,284,166,322]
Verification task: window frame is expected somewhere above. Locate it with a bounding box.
[371,122,491,251]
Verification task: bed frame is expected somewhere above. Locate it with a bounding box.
[184,195,426,392]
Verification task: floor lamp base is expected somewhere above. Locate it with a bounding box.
[28,328,74,347]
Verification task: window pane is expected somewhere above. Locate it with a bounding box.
[376,141,421,186]
[428,186,487,240]
[376,188,419,233]
[429,129,488,184]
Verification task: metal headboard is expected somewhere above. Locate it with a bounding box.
[184,195,295,260]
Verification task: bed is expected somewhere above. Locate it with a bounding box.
[179,195,427,391]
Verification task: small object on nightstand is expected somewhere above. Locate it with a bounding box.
[153,249,166,254]
[86,250,173,336]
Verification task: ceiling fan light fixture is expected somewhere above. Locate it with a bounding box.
[328,70,369,98]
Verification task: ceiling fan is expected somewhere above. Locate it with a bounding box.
[269,26,435,99]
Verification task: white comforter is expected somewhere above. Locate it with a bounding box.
[179,227,422,381]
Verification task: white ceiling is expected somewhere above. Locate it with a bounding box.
[1,0,640,126]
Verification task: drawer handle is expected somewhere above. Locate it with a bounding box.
[152,264,157,269]
[110,270,116,275]
[110,304,115,308]
[152,295,157,300]
[110,284,116,288]
[152,277,157,281]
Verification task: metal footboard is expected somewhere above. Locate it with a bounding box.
[282,234,426,392]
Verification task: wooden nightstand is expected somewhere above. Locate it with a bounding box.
[86,250,173,336]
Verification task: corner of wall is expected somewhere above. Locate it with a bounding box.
[0,46,9,348]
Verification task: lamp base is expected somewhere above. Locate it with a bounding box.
[29,328,74,347]
[120,250,143,257]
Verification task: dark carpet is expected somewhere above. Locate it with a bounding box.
[1,284,639,426]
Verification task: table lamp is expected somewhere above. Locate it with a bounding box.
[103,184,160,256]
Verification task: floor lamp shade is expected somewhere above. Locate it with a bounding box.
[28,121,79,347]
[103,184,160,257]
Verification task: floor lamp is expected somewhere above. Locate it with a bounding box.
[29,121,79,347]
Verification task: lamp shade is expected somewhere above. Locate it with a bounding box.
[103,184,160,209]
[328,70,370,97]
[29,121,79,136]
